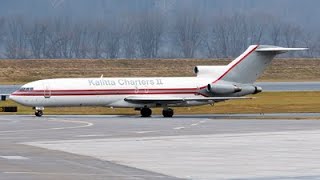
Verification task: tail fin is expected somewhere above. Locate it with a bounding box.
[217,45,307,84]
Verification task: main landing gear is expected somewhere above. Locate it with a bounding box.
[162,108,174,117]
[140,107,152,117]
[139,107,174,118]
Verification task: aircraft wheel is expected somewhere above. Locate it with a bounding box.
[35,110,43,117]
[162,108,174,117]
[140,107,152,117]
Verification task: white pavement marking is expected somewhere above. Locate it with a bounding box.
[134,131,157,134]
[0,156,29,160]
[173,126,185,130]
[75,134,109,138]
[25,130,320,180]
[199,120,207,123]
[0,119,93,134]
[48,119,94,130]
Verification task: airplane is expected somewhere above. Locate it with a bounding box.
[9,45,307,117]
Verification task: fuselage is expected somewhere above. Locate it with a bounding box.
[10,77,216,108]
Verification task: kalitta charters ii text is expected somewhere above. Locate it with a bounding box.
[88,78,164,86]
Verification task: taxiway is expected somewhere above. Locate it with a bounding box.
[0,115,320,179]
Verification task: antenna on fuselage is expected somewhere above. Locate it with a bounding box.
[100,74,104,78]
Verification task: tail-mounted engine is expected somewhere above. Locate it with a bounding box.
[194,66,228,78]
[207,84,242,94]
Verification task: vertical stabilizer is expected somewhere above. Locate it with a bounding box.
[216,45,307,84]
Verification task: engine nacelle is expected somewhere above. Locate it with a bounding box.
[207,84,242,94]
[194,66,228,78]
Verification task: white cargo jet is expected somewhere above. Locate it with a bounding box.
[9,45,307,117]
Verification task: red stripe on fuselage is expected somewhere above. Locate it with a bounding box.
[17,88,198,93]
[11,88,204,96]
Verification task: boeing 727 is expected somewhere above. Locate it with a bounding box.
[9,45,307,117]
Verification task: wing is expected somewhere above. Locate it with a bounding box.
[124,95,252,104]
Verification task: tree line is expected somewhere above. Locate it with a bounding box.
[0,11,318,59]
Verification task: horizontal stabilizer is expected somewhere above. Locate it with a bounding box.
[256,46,308,54]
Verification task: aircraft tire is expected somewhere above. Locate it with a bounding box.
[162,108,174,117]
[141,107,152,117]
[35,110,43,117]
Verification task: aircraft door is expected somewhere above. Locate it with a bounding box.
[43,84,51,98]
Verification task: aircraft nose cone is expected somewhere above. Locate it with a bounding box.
[9,94,15,101]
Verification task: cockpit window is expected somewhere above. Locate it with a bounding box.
[20,87,34,91]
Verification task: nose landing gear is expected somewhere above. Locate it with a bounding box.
[34,107,44,117]
[35,110,43,117]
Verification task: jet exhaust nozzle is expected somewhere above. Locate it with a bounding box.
[254,86,263,94]
[238,85,263,95]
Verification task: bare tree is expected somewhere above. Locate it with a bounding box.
[205,17,228,58]
[71,23,89,58]
[5,16,29,59]
[0,9,314,59]
[89,21,106,58]
[136,11,165,58]
[59,18,73,58]
[102,20,122,59]
[44,17,73,58]
[121,17,138,58]
[0,17,6,58]
[228,14,249,56]
[268,19,283,46]
[206,15,239,58]
[28,20,48,58]
[282,23,302,47]
[246,14,266,46]
[301,32,319,57]
[206,13,267,58]
[174,10,204,58]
